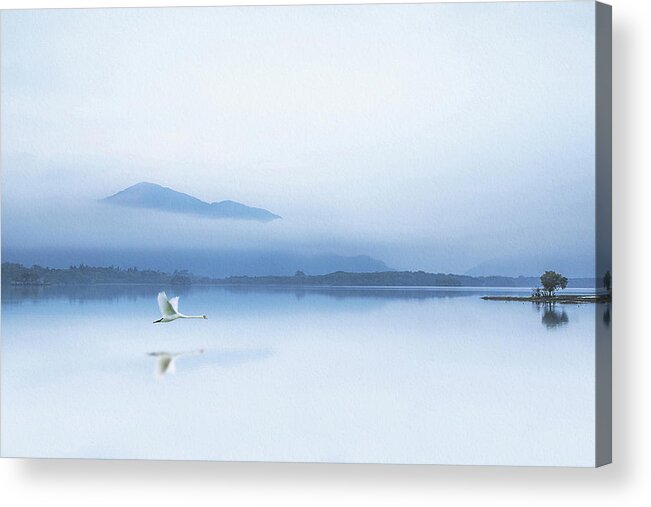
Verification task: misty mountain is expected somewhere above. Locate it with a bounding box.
[102,182,281,221]
[2,247,390,278]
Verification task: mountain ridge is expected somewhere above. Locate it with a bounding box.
[102,182,281,222]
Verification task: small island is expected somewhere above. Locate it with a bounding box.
[482,270,612,304]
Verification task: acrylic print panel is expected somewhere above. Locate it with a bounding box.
[0,1,611,466]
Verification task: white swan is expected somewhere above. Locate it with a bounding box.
[147,349,204,377]
[153,291,207,323]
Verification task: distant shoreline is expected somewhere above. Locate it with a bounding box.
[482,294,610,304]
[2,262,598,289]
[6,282,599,291]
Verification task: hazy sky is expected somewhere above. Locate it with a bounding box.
[1,2,597,275]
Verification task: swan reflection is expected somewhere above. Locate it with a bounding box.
[146,348,273,379]
[148,349,204,378]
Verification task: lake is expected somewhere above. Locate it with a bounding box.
[0,284,607,466]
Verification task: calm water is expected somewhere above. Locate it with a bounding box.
[1,284,607,466]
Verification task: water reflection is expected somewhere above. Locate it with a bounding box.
[147,349,204,379]
[2,283,190,305]
[2,282,545,305]
[602,303,611,327]
[539,303,569,330]
[146,348,273,379]
[217,285,492,301]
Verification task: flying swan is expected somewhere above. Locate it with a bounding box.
[154,291,207,323]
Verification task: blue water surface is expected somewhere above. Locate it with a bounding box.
[1,284,605,465]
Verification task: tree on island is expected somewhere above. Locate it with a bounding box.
[539,270,568,297]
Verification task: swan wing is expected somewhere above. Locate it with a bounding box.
[169,296,180,313]
[157,292,177,317]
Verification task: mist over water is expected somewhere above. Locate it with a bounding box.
[1,285,605,465]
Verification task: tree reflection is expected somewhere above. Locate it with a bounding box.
[539,302,569,330]
[602,303,611,327]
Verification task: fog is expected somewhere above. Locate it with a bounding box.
[1,3,597,276]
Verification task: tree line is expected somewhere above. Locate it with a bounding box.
[2,262,598,288]
[1,263,198,286]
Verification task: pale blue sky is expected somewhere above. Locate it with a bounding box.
[1,2,597,275]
